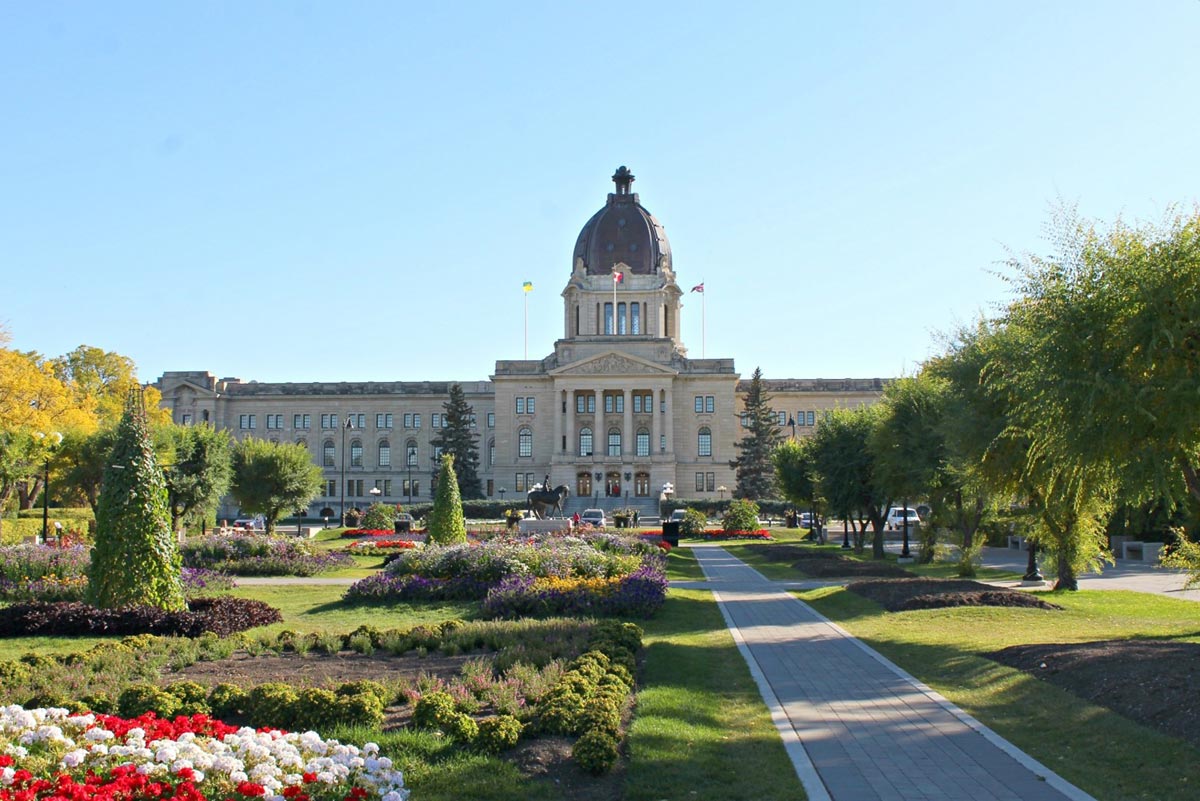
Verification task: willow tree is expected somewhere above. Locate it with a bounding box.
[87,393,186,611]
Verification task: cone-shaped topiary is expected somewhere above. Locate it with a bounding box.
[427,453,467,545]
[87,392,187,611]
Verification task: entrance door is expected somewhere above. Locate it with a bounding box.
[635,472,650,497]
[577,472,592,498]
[606,472,621,497]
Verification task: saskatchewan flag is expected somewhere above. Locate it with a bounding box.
[523,281,533,292]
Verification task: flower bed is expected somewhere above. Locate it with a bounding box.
[0,597,282,638]
[696,530,772,540]
[181,535,353,577]
[0,706,408,801]
[338,529,395,539]
[346,532,666,617]
[343,540,421,552]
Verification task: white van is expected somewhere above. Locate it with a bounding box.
[885,507,921,531]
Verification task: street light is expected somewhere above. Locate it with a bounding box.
[34,431,62,545]
[369,486,382,506]
[340,416,353,526]
[499,487,506,502]
[787,414,796,441]
[717,485,727,500]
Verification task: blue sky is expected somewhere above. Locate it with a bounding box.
[3,2,1198,385]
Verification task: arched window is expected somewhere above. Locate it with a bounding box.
[406,440,418,466]
[579,427,593,456]
[350,439,363,467]
[323,440,335,467]
[295,439,307,450]
[202,410,210,422]
[607,428,621,457]
[698,427,712,457]
[636,428,650,457]
[518,427,533,457]
[378,439,390,467]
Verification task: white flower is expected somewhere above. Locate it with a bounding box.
[61,749,88,768]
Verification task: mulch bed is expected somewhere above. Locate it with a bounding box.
[988,640,1200,750]
[755,545,915,579]
[846,578,1064,612]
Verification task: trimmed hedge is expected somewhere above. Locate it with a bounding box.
[0,597,282,637]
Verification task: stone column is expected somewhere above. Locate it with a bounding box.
[622,390,633,456]
[651,386,661,458]
[663,389,674,454]
[593,389,603,459]
[553,385,563,456]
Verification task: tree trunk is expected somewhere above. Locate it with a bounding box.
[1053,550,1078,591]
[18,476,44,510]
[1180,454,1200,504]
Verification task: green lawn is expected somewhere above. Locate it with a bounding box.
[802,586,1200,801]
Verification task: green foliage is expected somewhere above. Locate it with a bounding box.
[431,383,484,500]
[164,680,211,715]
[117,683,181,718]
[475,715,523,753]
[163,422,232,533]
[87,394,186,611]
[810,405,890,555]
[360,502,395,531]
[413,691,458,729]
[773,438,819,510]
[208,683,248,719]
[230,439,323,534]
[679,508,707,537]
[572,728,620,774]
[427,454,467,545]
[1160,536,1200,588]
[246,682,300,729]
[730,367,782,499]
[721,499,760,533]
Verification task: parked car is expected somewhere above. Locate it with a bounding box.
[580,509,607,527]
[668,509,688,523]
[885,507,921,531]
[798,512,821,528]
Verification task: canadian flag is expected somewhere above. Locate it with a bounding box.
[613,271,624,283]
[691,283,704,293]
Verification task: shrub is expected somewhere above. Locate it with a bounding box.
[208,683,248,720]
[579,695,622,736]
[88,399,187,612]
[722,499,760,533]
[679,508,708,537]
[0,597,282,638]
[476,715,524,753]
[246,682,300,729]
[165,680,211,715]
[413,691,457,729]
[118,684,181,718]
[443,711,479,743]
[427,455,467,545]
[573,729,620,774]
[336,680,391,705]
[360,503,395,531]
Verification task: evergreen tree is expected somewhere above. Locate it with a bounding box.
[87,392,186,611]
[431,383,484,499]
[428,453,467,545]
[730,367,782,500]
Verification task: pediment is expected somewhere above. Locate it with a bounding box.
[166,379,218,398]
[551,351,676,377]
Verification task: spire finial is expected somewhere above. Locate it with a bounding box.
[612,165,635,195]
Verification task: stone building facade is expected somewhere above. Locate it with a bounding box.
[155,167,885,518]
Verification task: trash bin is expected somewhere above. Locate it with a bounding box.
[395,519,411,534]
[662,520,680,547]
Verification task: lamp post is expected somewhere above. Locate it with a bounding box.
[407,455,413,504]
[34,431,62,545]
[899,496,912,560]
[1023,541,1044,583]
[787,414,796,441]
[499,487,506,502]
[340,416,352,526]
[369,486,382,506]
[717,485,727,500]
[661,481,674,520]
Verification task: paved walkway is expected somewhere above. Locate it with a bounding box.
[689,544,1094,801]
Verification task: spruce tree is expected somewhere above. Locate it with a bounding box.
[87,392,186,611]
[730,367,783,500]
[427,453,467,545]
[431,383,484,499]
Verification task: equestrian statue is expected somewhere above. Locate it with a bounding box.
[526,484,570,519]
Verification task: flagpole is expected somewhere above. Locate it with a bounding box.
[524,290,528,359]
[612,272,617,333]
[702,283,706,358]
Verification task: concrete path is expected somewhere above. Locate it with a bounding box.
[976,546,1200,601]
[689,544,1094,801]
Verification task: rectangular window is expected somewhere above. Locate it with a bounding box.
[321,414,334,429]
[403,413,412,428]
[741,413,750,428]
[807,411,815,426]
[412,480,420,497]
[376,413,393,429]
[644,393,653,411]
[660,434,666,453]
[413,414,421,428]
[515,473,526,492]
[607,430,621,457]
[516,397,525,415]
[431,413,441,429]
[695,396,704,413]
[631,302,641,334]
[354,413,366,429]
[706,396,715,413]
[323,442,335,466]
[181,413,193,425]
[406,443,417,466]
[487,411,495,428]
[434,446,444,461]
[469,413,477,427]
[526,473,535,491]
[707,472,715,492]
[267,414,283,429]
[377,479,392,496]
[633,394,642,413]
[379,444,391,467]
[636,430,649,457]
[402,479,411,497]
[239,414,256,430]
[526,397,535,414]
[588,394,596,413]
[605,395,614,413]
[294,414,311,429]
[351,442,363,467]
[778,411,787,425]
[617,302,627,334]
[325,479,337,497]
[489,442,495,465]
[615,394,624,413]
[576,395,586,414]
[696,472,705,492]
[604,302,614,335]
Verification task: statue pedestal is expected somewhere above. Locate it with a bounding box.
[518,519,573,535]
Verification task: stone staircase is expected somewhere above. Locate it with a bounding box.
[561,495,661,523]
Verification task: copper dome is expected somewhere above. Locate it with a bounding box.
[572,166,671,276]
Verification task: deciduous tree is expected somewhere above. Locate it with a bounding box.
[230,438,322,534]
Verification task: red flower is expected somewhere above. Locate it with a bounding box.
[237,781,267,797]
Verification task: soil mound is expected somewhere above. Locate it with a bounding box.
[755,545,914,578]
[847,578,1063,612]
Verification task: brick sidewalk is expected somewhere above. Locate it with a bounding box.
[690,545,1095,801]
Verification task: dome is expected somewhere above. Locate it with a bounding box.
[573,166,671,277]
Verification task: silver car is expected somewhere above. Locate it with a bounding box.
[580,509,606,527]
